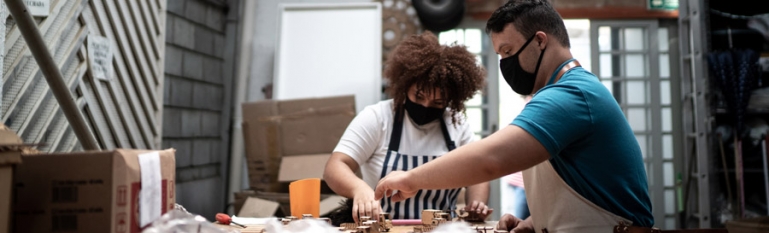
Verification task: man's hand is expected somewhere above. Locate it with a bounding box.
[497,214,534,233]
[374,171,417,202]
[464,200,492,220]
[351,188,381,223]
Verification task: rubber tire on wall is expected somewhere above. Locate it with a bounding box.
[412,0,465,32]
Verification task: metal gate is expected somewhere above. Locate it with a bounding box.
[2,0,165,151]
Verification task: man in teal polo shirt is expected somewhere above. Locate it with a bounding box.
[373,0,654,232]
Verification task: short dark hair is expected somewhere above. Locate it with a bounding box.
[485,0,570,48]
[384,31,486,125]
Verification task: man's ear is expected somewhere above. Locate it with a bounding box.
[536,31,548,49]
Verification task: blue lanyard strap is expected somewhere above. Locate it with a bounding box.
[546,58,580,85]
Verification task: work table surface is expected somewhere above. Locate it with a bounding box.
[215,221,500,233]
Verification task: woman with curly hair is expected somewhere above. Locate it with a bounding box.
[323,31,488,223]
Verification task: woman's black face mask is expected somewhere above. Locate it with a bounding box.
[404,97,444,125]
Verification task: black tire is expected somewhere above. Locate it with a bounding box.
[412,0,465,32]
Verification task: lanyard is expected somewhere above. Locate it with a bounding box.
[546,58,581,86]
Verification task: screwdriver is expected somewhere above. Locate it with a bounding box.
[216,213,246,228]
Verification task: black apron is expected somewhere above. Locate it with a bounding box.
[379,108,460,219]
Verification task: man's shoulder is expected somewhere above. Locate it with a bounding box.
[553,68,615,102]
[560,68,600,86]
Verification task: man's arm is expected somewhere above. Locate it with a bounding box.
[375,125,550,201]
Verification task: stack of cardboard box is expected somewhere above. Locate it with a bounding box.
[240,95,356,216]
[2,122,177,233]
[13,149,176,233]
[0,125,27,233]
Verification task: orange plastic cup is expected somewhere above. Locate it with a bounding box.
[289,178,321,218]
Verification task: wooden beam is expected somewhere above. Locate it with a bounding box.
[557,7,678,19]
[5,0,101,150]
[470,7,678,21]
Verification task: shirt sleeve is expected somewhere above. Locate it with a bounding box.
[511,85,592,156]
[457,115,476,146]
[333,105,384,166]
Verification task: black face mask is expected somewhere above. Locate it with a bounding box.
[500,34,546,95]
[404,97,444,125]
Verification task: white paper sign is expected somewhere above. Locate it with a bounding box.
[87,35,113,80]
[138,152,162,227]
[24,0,49,17]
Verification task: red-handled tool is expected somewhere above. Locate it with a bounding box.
[216,213,246,228]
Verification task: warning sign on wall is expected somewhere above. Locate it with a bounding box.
[87,35,114,81]
[24,0,49,17]
[648,0,678,10]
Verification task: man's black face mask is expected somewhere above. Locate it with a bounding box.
[500,34,546,95]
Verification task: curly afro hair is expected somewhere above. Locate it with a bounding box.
[327,198,354,226]
[384,31,486,125]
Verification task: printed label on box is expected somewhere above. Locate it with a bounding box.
[118,185,127,206]
[130,180,168,233]
[117,213,127,233]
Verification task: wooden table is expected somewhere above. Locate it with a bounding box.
[215,221,499,233]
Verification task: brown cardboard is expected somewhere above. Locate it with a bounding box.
[726,216,769,233]
[242,95,355,191]
[238,196,280,218]
[233,190,343,217]
[276,96,355,156]
[12,149,176,233]
[0,167,13,233]
[277,154,331,182]
[0,125,26,233]
[319,195,346,216]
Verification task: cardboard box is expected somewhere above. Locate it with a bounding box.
[277,153,331,182]
[726,216,769,233]
[241,95,355,192]
[12,149,176,233]
[233,190,344,218]
[0,125,26,233]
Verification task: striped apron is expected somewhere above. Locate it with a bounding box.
[379,108,461,219]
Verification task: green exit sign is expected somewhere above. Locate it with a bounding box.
[649,0,678,10]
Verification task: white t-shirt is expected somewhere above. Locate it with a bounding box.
[333,99,475,189]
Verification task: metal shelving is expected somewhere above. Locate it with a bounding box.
[679,0,714,228]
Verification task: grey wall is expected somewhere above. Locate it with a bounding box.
[226,0,373,199]
[163,0,242,219]
[246,0,372,103]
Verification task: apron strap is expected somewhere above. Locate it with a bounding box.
[438,117,456,151]
[388,106,456,153]
[388,107,405,152]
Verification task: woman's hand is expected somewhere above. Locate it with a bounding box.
[497,214,534,233]
[464,200,492,220]
[351,187,382,223]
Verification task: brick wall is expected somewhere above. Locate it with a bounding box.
[163,0,240,219]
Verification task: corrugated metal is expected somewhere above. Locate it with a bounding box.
[2,0,165,152]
